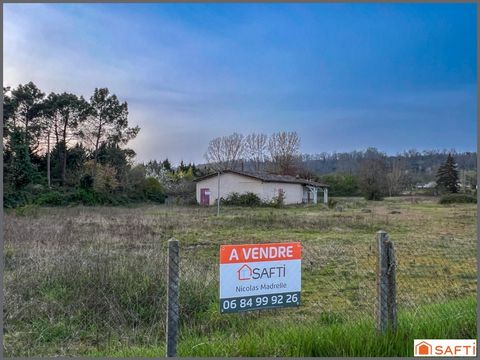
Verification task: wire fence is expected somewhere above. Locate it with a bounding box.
[3,203,477,356]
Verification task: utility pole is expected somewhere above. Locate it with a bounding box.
[217,171,220,216]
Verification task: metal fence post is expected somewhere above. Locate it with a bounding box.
[376,230,397,333]
[166,238,180,357]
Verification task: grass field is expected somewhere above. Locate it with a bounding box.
[3,197,477,356]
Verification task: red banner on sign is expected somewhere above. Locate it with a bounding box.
[220,242,301,264]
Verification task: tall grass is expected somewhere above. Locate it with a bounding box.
[90,297,476,357]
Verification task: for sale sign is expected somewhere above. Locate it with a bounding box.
[219,242,301,313]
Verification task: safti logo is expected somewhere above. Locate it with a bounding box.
[415,341,433,356]
[414,340,477,357]
[237,264,252,280]
[236,263,287,281]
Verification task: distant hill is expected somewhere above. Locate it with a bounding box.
[302,149,476,173]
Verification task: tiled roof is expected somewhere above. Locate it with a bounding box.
[194,170,328,187]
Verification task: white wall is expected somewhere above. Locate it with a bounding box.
[260,182,304,205]
[196,173,304,205]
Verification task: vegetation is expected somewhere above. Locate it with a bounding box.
[358,150,388,200]
[204,131,302,175]
[3,82,207,208]
[439,193,477,204]
[436,153,460,194]
[220,191,286,208]
[4,198,476,356]
[319,173,361,196]
[111,297,475,357]
[221,192,263,206]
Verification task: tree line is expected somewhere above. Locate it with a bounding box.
[203,132,476,201]
[2,82,158,207]
[204,131,302,175]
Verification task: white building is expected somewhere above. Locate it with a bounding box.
[194,170,329,206]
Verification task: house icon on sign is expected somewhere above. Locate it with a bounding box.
[237,264,253,280]
[415,341,432,356]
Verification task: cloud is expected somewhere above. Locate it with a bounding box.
[4,4,476,164]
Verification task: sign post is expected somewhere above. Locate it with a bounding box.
[219,242,301,313]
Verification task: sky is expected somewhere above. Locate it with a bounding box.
[3,3,477,164]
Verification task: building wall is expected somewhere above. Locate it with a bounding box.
[195,173,304,205]
[260,182,304,205]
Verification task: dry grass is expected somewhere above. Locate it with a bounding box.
[3,197,477,356]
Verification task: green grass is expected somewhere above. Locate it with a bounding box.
[89,297,477,357]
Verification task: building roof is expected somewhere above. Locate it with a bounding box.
[194,169,328,188]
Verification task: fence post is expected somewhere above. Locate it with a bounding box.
[376,230,397,333]
[166,238,180,357]
[386,239,397,331]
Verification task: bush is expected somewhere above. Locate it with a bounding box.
[14,203,40,217]
[320,174,361,197]
[3,190,35,208]
[327,198,338,209]
[68,189,98,206]
[36,191,67,206]
[271,190,285,208]
[221,192,262,206]
[79,174,94,190]
[439,194,477,204]
[143,177,165,203]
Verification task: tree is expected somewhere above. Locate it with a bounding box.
[80,88,139,182]
[320,173,361,196]
[5,128,37,189]
[49,142,89,187]
[9,82,46,154]
[162,158,172,172]
[43,92,90,185]
[386,158,408,197]
[97,143,136,189]
[3,87,16,142]
[268,131,301,175]
[358,149,388,200]
[204,133,245,171]
[244,133,268,172]
[436,154,459,194]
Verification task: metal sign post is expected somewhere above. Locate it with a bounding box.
[217,171,220,216]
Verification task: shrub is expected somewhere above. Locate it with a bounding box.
[14,203,40,217]
[320,174,361,196]
[221,192,262,206]
[439,194,477,204]
[3,190,35,208]
[79,174,94,190]
[143,177,165,203]
[271,189,285,208]
[36,191,67,206]
[68,189,98,206]
[327,198,338,209]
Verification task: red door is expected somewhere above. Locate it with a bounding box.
[200,188,210,205]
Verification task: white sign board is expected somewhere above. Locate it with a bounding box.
[219,242,301,313]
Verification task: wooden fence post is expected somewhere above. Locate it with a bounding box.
[166,238,180,357]
[386,239,397,331]
[376,231,397,333]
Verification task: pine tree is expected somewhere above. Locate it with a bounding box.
[162,158,172,172]
[436,154,459,193]
[7,128,37,189]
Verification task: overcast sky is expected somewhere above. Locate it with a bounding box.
[4,3,477,164]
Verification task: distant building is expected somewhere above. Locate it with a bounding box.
[194,170,329,205]
[416,181,437,189]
